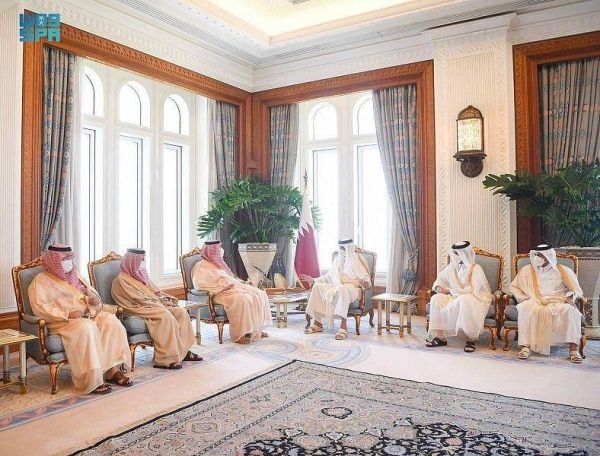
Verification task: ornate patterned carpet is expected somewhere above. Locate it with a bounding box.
[72,361,599,455]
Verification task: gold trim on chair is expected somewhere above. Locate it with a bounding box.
[179,247,230,344]
[11,256,69,394]
[88,251,155,370]
[502,252,585,357]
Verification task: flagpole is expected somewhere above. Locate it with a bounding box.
[303,168,308,192]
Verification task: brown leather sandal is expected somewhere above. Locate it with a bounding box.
[90,383,112,394]
[183,351,203,362]
[107,371,133,387]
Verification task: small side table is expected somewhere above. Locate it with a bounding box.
[0,329,37,394]
[179,300,207,345]
[268,292,309,328]
[371,293,417,338]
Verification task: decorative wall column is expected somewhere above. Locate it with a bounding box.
[0,2,23,313]
[425,15,517,287]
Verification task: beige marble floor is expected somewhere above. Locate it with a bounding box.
[0,313,598,456]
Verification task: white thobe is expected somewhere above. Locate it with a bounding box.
[306,256,370,329]
[427,262,493,341]
[510,264,582,355]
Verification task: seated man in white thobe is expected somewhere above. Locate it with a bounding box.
[300,239,371,340]
[510,244,584,363]
[28,245,132,394]
[111,248,202,370]
[191,241,272,344]
[426,241,494,352]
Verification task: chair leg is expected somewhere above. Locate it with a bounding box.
[580,334,587,359]
[50,363,59,395]
[503,328,511,351]
[130,344,137,371]
[217,322,225,344]
[354,315,361,335]
[369,309,375,327]
[488,327,496,350]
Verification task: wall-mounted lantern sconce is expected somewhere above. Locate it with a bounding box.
[454,105,485,178]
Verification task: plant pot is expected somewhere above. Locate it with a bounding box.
[238,243,278,287]
[556,247,600,339]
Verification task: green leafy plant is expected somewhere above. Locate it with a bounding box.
[197,177,321,244]
[483,161,600,247]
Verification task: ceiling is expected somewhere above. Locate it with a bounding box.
[190,0,416,37]
[109,0,584,67]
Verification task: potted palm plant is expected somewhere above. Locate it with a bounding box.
[483,161,600,336]
[197,177,318,284]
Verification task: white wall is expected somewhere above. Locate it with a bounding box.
[426,16,516,287]
[0,1,23,312]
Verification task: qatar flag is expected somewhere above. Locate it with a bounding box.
[294,191,320,289]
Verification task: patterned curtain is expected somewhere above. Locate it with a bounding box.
[40,47,76,252]
[539,57,600,244]
[209,99,238,274]
[269,104,300,280]
[372,84,419,294]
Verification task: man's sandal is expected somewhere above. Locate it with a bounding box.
[517,347,531,360]
[183,351,203,362]
[304,325,324,334]
[570,351,583,364]
[464,341,475,353]
[261,332,269,338]
[335,329,348,340]
[106,371,133,387]
[153,362,182,370]
[90,383,112,394]
[425,337,448,348]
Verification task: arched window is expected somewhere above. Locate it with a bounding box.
[354,96,375,135]
[119,81,150,126]
[164,94,189,135]
[82,67,104,116]
[310,103,338,140]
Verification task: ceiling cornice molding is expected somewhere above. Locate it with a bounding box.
[510,0,600,44]
[422,13,515,42]
[24,0,255,90]
[253,38,433,92]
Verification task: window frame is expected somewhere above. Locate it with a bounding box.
[79,60,206,287]
[298,92,391,284]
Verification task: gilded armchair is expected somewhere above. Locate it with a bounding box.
[88,252,154,370]
[11,257,68,394]
[179,247,230,344]
[425,247,504,349]
[11,256,121,394]
[501,253,586,357]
